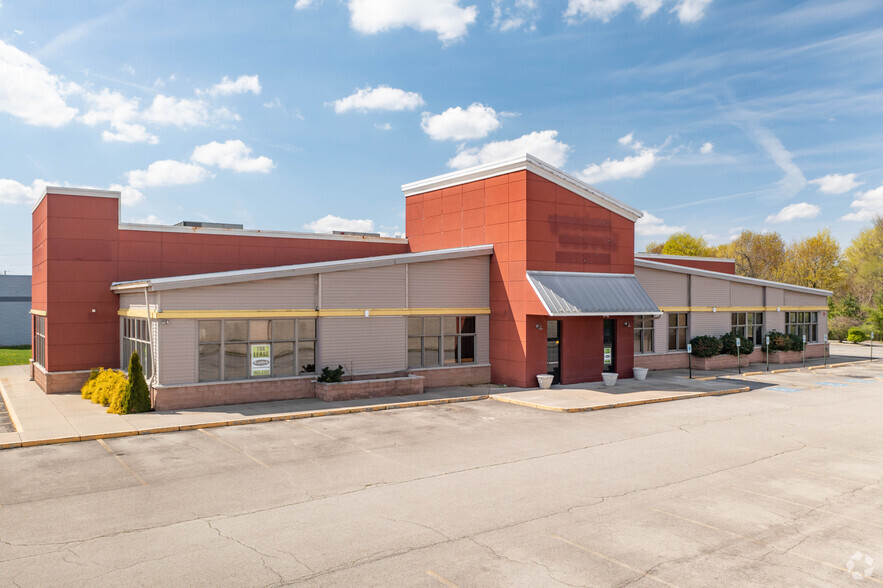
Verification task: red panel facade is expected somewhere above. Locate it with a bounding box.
[636,255,736,274]
[407,170,636,387]
[34,191,409,379]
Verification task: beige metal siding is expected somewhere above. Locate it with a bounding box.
[119,292,142,309]
[635,267,689,307]
[408,257,489,309]
[318,316,407,374]
[476,314,490,364]
[653,315,668,352]
[157,319,197,385]
[731,282,763,307]
[765,287,784,307]
[321,266,406,309]
[767,311,785,333]
[784,291,827,307]
[691,276,729,307]
[161,276,316,311]
[690,311,730,337]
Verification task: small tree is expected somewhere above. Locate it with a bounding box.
[109,351,151,414]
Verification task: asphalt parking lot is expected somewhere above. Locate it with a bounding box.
[1,362,881,586]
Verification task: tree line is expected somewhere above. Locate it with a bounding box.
[644,217,883,341]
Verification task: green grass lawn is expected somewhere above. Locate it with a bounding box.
[0,346,31,366]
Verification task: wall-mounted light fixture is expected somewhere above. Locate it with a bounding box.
[712,307,717,313]
[623,321,631,327]
[535,323,543,331]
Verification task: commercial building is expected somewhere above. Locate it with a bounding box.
[0,274,32,346]
[30,155,830,409]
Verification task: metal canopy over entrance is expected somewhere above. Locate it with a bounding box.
[526,271,661,317]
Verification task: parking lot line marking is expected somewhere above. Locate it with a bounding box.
[426,570,459,587]
[652,509,883,584]
[196,428,271,469]
[551,534,681,587]
[292,420,338,441]
[96,439,147,486]
[846,452,883,464]
[732,486,883,530]
[793,467,882,489]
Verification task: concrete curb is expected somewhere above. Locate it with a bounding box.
[489,387,750,413]
[0,394,489,451]
[0,376,23,433]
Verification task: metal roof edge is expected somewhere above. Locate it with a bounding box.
[119,222,408,244]
[110,244,494,292]
[634,259,833,297]
[401,154,642,222]
[526,270,638,279]
[635,252,736,263]
[32,186,121,214]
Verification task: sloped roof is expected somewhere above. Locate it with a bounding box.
[526,271,661,317]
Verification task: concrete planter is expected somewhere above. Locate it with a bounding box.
[633,367,649,381]
[601,373,618,387]
[536,374,553,389]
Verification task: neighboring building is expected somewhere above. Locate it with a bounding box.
[0,274,31,346]
[30,155,830,408]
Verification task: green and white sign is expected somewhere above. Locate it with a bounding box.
[251,344,271,376]
[603,347,612,365]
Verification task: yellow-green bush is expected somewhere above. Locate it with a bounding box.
[80,368,128,407]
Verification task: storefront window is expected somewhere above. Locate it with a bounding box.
[786,311,818,342]
[731,312,764,344]
[121,317,152,377]
[33,315,46,367]
[634,315,654,354]
[668,313,688,351]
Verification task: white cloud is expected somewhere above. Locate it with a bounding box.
[447,130,570,169]
[745,121,806,198]
[635,211,685,237]
[191,140,275,173]
[143,94,210,128]
[492,0,540,31]
[304,214,376,234]
[126,160,212,189]
[0,40,78,127]
[579,134,660,183]
[332,85,424,113]
[0,178,48,204]
[671,0,712,23]
[421,103,501,141]
[128,214,162,225]
[375,122,393,130]
[841,184,883,222]
[765,202,820,223]
[205,75,261,97]
[108,183,145,206]
[809,172,863,194]
[699,141,714,154]
[294,0,319,8]
[80,89,159,145]
[348,0,478,43]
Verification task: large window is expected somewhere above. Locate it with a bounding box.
[121,317,152,377]
[408,316,475,369]
[668,313,688,351]
[786,311,818,342]
[198,318,317,382]
[33,315,46,367]
[731,312,763,344]
[634,315,654,354]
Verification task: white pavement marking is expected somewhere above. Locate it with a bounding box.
[426,569,459,587]
[96,439,147,485]
[733,486,883,530]
[196,428,271,469]
[793,467,883,489]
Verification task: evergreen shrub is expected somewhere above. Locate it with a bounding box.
[689,335,722,358]
[720,332,754,355]
[109,351,151,414]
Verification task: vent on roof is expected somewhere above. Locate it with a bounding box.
[332,230,381,237]
[174,221,244,230]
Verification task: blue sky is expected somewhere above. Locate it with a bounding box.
[2,0,882,274]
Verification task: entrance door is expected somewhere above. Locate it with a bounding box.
[547,320,561,384]
[603,319,616,373]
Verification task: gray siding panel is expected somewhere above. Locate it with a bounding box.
[318,317,407,374]
[409,257,489,309]
[0,274,32,346]
[765,287,785,307]
[119,292,142,309]
[161,276,316,311]
[691,276,729,307]
[635,267,689,307]
[690,311,730,337]
[476,314,489,364]
[784,291,827,307]
[767,311,785,333]
[731,282,763,307]
[322,266,405,309]
[158,320,197,385]
[653,315,667,352]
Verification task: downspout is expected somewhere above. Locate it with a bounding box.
[143,286,158,387]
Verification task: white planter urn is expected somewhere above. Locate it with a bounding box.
[601,372,618,387]
[536,374,554,389]
[633,367,649,381]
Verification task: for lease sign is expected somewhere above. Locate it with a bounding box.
[251,344,271,376]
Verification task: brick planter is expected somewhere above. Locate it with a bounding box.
[691,353,751,370]
[315,375,424,402]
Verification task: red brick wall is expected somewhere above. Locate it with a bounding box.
[316,375,423,402]
[637,256,736,274]
[33,192,410,381]
[406,170,636,387]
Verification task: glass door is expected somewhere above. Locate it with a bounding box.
[547,320,561,384]
[603,319,616,373]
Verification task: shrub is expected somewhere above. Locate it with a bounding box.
[788,333,806,351]
[720,332,754,356]
[81,368,102,399]
[689,335,722,358]
[766,330,791,352]
[109,351,151,414]
[81,369,128,406]
[829,316,860,342]
[317,365,345,383]
[847,326,867,343]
